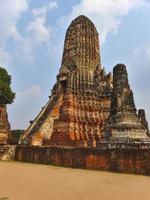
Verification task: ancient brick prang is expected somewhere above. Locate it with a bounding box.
[60,15,101,87]
[138,109,149,134]
[111,64,136,114]
[58,15,111,96]
[20,15,112,147]
[104,64,150,144]
[0,105,11,144]
[20,16,149,149]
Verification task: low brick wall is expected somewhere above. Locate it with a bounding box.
[14,146,150,175]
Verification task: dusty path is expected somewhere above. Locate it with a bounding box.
[0,161,150,200]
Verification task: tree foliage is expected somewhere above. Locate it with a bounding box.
[0,67,15,105]
[10,129,24,144]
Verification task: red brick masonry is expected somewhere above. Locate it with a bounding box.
[15,146,150,175]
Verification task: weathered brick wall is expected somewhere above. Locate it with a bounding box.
[14,146,150,175]
[0,106,11,144]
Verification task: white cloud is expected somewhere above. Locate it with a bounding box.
[20,0,58,61]
[0,0,58,65]
[17,85,41,97]
[0,0,28,66]
[0,48,12,66]
[27,16,51,43]
[8,85,41,129]
[32,7,47,18]
[29,1,58,43]
[0,0,28,42]
[65,0,148,44]
[32,1,57,17]
[48,1,58,10]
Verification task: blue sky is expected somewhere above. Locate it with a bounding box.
[0,0,150,129]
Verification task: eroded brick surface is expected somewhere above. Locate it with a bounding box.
[0,106,11,144]
[15,146,150,175]
[18,15,150,170]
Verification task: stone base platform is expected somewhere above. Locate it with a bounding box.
[14,145,150,175]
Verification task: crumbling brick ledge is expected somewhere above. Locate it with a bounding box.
[14,146,150,175]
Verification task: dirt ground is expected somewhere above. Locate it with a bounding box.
[0,161,150,200]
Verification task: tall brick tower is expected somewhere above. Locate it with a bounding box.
[20,15,112,146]
[20,15,149,147]
[60,15,101,88]
[0,105,11,144]
[104,64,150,144]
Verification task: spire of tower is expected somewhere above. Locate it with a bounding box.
[60,15,101,73]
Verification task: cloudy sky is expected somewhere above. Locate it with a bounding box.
[0,0,150,130]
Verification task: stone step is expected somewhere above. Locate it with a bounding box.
[0,145,16,160]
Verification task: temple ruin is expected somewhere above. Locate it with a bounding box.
[20,15,149,148]
[0,105,11,144]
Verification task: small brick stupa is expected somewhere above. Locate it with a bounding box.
[0,105,11,144]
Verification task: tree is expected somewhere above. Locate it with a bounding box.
[0,67,15,105]
[10,129,24,144]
